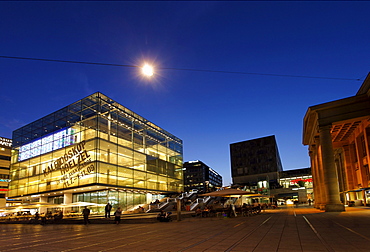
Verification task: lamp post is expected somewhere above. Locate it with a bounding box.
[142,64,154,77]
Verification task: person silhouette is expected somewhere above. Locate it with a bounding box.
[82,206,91,225]
[105,203,112,218]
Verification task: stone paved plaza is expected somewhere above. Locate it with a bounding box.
[1,206,370,252]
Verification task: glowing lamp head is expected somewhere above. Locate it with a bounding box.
[142,64,154,77]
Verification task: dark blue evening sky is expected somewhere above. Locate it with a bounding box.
[1,2,369,186]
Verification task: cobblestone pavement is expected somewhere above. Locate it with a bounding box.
[1,206,370,252]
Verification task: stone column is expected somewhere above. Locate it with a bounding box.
[309,144,321,209]
[319,124,345,212]
[39,196,48,215]
[64,193,73,214]
[315,136,327,210]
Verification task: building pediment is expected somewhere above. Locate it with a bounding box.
[303,73,370,145]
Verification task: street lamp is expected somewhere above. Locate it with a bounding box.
[142,64,154,77]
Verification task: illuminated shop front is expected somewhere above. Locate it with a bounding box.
[278,175,313,203]
[269,168,313,204]
[8,92,183,212]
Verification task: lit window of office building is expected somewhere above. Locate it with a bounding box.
[8,92,183,212]
[0,137,12,207]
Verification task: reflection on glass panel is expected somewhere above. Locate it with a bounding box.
[98,163,117,185]
[156,144,168,161]
[109,152,118,165]
[69,101,81,113]
[118,137,131,148]
[133,151,146,161]
[18,186,25,196]
[133,152,145,171]
[117,167,133,179]
[99,150,109,162]
[169,155,183,166]
[159,182,167,191]
[81,107,96,119]
[133,194,145,207]
[169,141,183,154]
[98,117,109,134]
[133,132,143,151]
[50,180,61,190]
[108,191,119,209]
[78,172,96,185]
[38,182,46,193]
[83,128,96,140]
[110,121,118,138]
[147,157,158,174]
[110,135,118,145]
[99,139,114,151]
[133,179,146,189]
[83,116,98,131]
[117,124,132,144]
[174,165,183,179]
[132,161,145,171]
[19,167,27,179]
[133,120,144,132]
[98,173,114,185]
[125,192,133,211]
[147,181,158,190]
[146,137,158,150]
[118,146,132,157]
[118,154,132,167]
[134,170,147,181]
[167,162,174,177]
[117,177,133,187]
[99,131,109,141]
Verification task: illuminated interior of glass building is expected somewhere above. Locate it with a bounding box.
[8,92,183,213]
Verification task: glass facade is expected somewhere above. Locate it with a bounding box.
[8,92,183,210]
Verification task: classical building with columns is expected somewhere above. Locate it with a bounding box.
[303,73,370,212]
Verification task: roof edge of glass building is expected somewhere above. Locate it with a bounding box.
[12,92,182,148]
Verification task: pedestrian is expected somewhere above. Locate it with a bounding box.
[157,210,166,221]
[114,207,122,224]
[105,202,112,218]
[82,206,91,225]
[34,212,40,224]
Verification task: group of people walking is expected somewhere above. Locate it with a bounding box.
[82,203,122,225]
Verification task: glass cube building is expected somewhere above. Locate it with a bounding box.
[8,92,183,211]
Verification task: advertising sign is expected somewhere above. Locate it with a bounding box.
[42,140,95,188]
[18,128,76,161]
[0,137,12,148]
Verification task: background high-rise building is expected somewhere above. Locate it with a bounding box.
[230,135,283,190]
[183,160,222,193]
